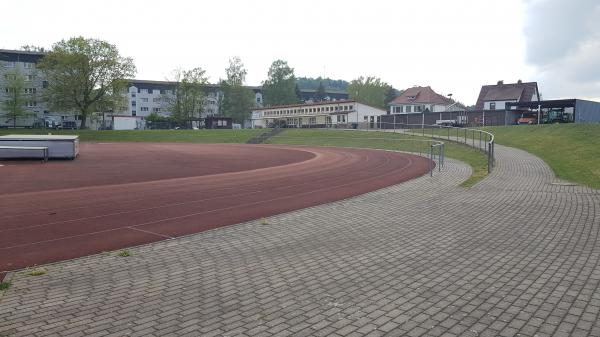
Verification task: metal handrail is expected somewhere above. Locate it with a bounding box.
[377,122,495,173]
[268,135,445,177]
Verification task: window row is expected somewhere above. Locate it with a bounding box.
[3,88,37,94]
[2,61,35,69]
[392,105,426,113]
[263,104,354,117]
[3,74,36,81]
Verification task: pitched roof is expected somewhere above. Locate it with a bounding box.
[475,81,539,109]
[389,86,453,105]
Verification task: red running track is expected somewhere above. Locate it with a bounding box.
[0,143,431,273]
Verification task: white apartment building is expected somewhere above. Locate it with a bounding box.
[125,80,263,119]
[250,100,386,128]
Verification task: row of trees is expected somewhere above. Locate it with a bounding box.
[2,36,400,129]
[261,60,399,110]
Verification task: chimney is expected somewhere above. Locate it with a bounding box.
[497,80,504,85]
[517,79,522,84]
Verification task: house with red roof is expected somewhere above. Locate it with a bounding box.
[388,86,464,114]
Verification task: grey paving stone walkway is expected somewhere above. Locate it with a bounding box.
[1,145,599,337]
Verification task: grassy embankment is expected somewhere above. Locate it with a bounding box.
[268,129,488,187]
[0,129,263,143]
[482,124,600,189]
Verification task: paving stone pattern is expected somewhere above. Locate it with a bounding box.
[1,145,599,337]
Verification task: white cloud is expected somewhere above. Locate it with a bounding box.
[0,0,534,104]
[524,0,600,100]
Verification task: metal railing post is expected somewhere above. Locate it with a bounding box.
[430,144,433,177]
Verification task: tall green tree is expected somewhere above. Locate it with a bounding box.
[1,68,32,128]
[262,60,297,106]
[295,83,303,103]
[347,76,391,109]
[385,86,400,105]
[37,37,136,128]
[167,68,209,127]
[220,57,255,124]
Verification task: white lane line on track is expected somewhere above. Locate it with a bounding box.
[1,152,415,251]
[0,149,358,230]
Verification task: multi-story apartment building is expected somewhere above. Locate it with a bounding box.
[123,80,264,120]
[250,100,386,128]
[0,49,53,127]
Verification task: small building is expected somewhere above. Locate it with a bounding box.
[204,116,232,129]
[112,115,144,130]
[250,100,386,129]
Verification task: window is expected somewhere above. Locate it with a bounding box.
[42,81,49,88]
[25,75,34,81]
[24,88,36,94]
[406,106,412,113]
[132,110,136,116]
[153,98,160,103]
[140,89,148,94]
[140,107,149,112]
[395,106,403,113]
[23,62,34,69]
[160,89,166,94]
[4,61,15,68]
[4,74,16,80]
[26,101,37,107]
[131,101,137,106]
[153,107,161,113]
[349,105,354,110]
[490,102,496,110]
[415,105,422,112]
[141,98,148,102]
[309,117,316,124]
[344,105,349,111]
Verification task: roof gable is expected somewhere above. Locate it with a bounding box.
[390,86,452,105]
[476,82,539,109]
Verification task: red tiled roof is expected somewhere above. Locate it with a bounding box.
[389,86,453,105]
[475,82,539,109]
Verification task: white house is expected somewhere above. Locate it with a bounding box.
[475,80,540,111]
[388,86,464,114]
[250,100,386,128]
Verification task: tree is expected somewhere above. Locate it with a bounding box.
[220,57,255,124]
[20,45,46,52]
[385,86,400,105]
[37,37,136,128]
[166,68,209,127]
[262,60,297,106]
[295,83,303,103]
[1,68,33,128]
[347,76,391,109]
[314,82,326,102]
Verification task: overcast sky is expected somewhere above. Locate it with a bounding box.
[1,0,598,104]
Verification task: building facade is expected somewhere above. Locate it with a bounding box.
[0,49,53,127]
[250,100,386,128]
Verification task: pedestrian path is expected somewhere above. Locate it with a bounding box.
[0,145,598,337]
